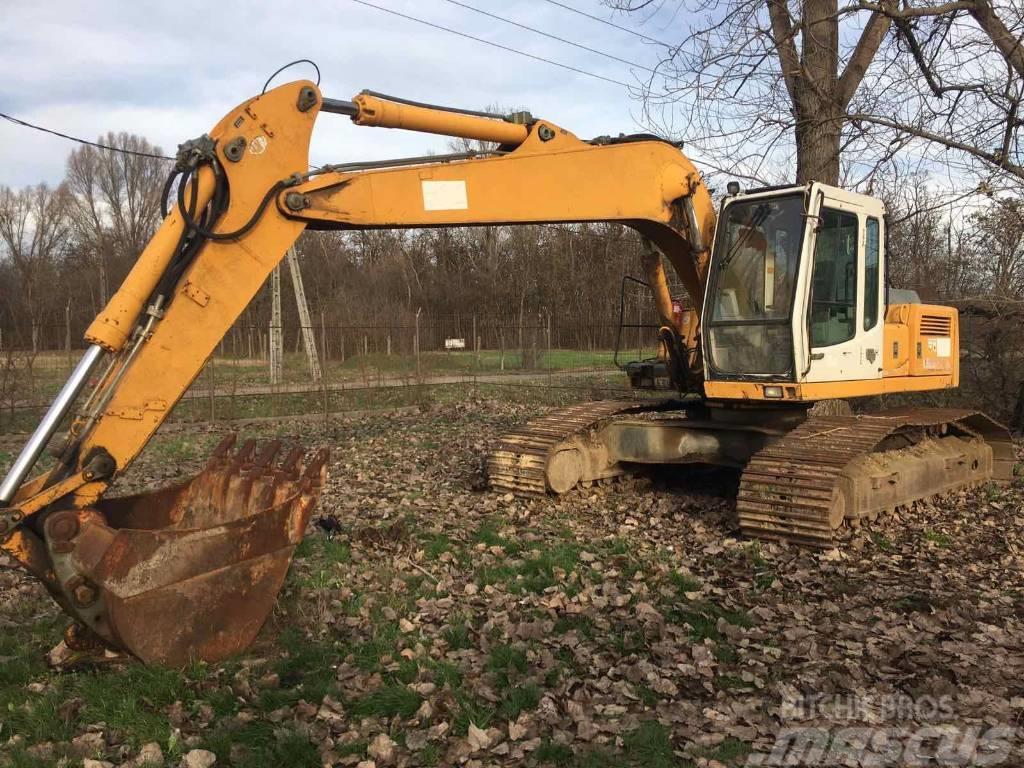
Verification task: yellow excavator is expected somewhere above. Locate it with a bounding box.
[0,81,1012,665]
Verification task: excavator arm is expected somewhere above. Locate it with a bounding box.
[0,81,715,664]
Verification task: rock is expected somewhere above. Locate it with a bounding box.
[180,749,216,768]
[83,760,115,768]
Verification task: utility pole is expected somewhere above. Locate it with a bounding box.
[285,247,322,382]
[269,266,283,386]
[268,247,323,385]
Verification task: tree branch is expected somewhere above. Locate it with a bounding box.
[849,112,1024,179]
[838,6,893,107]
[766,0,802,105]
[969,0,1024,79]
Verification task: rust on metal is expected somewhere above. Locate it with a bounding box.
[23,434,328,665]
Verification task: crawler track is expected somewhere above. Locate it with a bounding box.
[486,399,671,495]
[736,408,1013,548]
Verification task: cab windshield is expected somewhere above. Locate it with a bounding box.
[706,194,805,377]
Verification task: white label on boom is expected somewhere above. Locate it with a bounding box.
[422,180,468,211]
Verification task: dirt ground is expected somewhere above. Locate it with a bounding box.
[1,394,1022,768]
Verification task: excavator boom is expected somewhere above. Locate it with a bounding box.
[0,82,715,664]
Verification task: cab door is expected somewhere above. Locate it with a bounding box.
[800,187,885,383]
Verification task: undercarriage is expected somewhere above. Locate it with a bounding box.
[487,400,1013,548]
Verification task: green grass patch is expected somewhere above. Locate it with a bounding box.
[923,529,952,547]
[893,592,932,614]
[553,614,595,639]
[666,601,752,643]
[536,739,575,764]
[423,533,454,560]
[870,532,895,551]
[621,721,677,768]
[442,618,473,651]
[202,720,321,768]
[694,736,752,764]
[498,682,541,720]
[349,622,402,673]
[453,693,495,735]
[349,682,422,719]
[487,643,528,689]
[715,674,749,691]
[474,519,522,555]
[668,571,702,594]
[270,627,342,704]
[426,659,463,689]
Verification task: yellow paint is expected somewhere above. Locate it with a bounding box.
[86,168,217,352]
[352,93,529,146]
[704,374,955,402]
[294,129,715,314]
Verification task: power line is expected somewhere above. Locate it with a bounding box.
[349,0,631,89]
[538,0,676,49]
[0,112,172,160]
[441,0,663,78]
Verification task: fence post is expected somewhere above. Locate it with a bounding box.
[65,300,72,370]
[414,307,422,381]
[320,310,327,362]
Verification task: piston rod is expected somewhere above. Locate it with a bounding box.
[0,344,105,506]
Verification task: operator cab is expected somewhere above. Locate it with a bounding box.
[701,183,957,402]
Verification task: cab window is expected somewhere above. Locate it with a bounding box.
[864,217,880,331]
[810,208,858,347]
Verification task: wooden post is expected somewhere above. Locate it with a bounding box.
[270,266,283,385]
[415,307,422,380]
[320,310,328,362]
[64,300,72,369]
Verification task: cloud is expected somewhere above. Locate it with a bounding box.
[0,0,673,187]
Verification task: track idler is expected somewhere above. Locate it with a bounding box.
[36,436,327,665]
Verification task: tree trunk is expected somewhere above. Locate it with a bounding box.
[795,106,843,185]
[796,0,842,186]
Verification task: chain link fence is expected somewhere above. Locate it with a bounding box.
[0,300,666,433]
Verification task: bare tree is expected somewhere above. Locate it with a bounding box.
[0,183,72,352]
[612,0,1024,189]
[65,132,168,306]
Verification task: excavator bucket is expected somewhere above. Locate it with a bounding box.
[38,435,328,666]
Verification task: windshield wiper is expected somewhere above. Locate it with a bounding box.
[719,203,771,270]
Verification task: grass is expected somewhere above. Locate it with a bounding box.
[668,570,702,594]
[442,618,473,651]
[870,532,895,551]
[202,720,321,768]
[665,600,753,643]
[923,528,953,547]
[535,721,689,767]
[349,683,422,719]
[422,533,454,560]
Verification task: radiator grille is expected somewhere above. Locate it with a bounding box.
[920,314,952,336]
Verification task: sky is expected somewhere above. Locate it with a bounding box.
[0,0,682,188]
